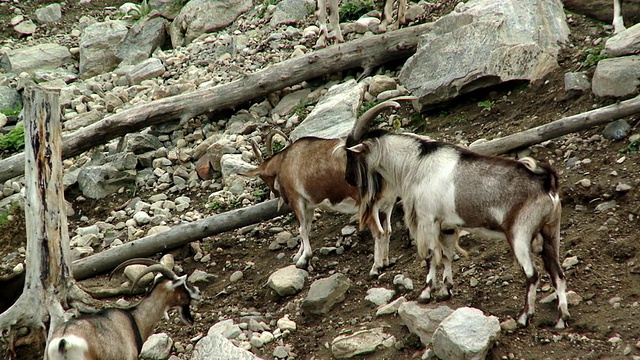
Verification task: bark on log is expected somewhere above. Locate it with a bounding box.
[0,23,435,184]
[469,95,640,156]
[72,199,291,280]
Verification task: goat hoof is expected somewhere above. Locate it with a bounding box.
[435,289,452,301]
[516,312,529,328]
[417,289,433,304]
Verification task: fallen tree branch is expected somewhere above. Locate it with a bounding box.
[72,199,291,280]
[0,23,435,184]
[469,95,640,155]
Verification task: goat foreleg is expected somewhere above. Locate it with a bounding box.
[292,202,315,269]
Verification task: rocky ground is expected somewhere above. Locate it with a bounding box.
[1,0,639,359]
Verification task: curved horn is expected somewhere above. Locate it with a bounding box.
[249,138,264,164]
[109,258,161,281]
[350,96,418,141]
[131,264,179,290]
[265,129,291,157]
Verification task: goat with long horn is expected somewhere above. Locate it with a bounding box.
[345,98,570,329]
[45,259,201,360]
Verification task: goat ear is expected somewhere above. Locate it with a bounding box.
[170,275,187,289]
[347,143,367,154]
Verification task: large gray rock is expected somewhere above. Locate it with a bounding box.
[1,43,72,74]
[169,0,253,48]
[192,333,263,360]
[397,302,453,346]
[117,15,168,65]
[432,307,501,360]
[35,3,62,23]
[562,0,640,25]
[301,273,351,315]
[289,80,366,140]
[592,55,640,97]
[399,0,569,108]
[79,21,129,78]
[150,0,183,19]
[331,327,388,359]
[0,86,22,114]
[77,164,137,199]
[604,23,640,57]
[269,0,315,27]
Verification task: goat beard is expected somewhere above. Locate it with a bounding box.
[178,305,195,325]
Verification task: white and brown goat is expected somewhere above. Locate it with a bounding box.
[241,121,397,277]
[345,99,570,329]
[44,259,200,360]
[316,0,408,48]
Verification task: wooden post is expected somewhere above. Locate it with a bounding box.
[0,86,71,349]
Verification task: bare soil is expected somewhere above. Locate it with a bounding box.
[1,1,639,360]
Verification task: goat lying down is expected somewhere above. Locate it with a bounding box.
[241,108,400,277]
[345,100,570,329]
[45,259,201,360]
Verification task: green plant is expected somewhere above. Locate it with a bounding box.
[209,200,228,213]
[358,100,377,117]
[1,106,22,117]
[252,188,267,201]
[582,44,608,68]
[293,100,310,119]
[621,137,640,153]
[477,100,495,112]
[0,211,9,226]
[126,0,152,20]
[271,140,286,154]
[0,124,25,151]
[339,0,376,21]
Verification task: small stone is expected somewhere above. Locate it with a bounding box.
[576,179,591,187]
[500,317,518,331]
[615,183,631,192]
[562,256,579,269]
[341,225,357,236]
[229,270,243,283]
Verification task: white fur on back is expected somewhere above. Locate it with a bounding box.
[46,335,88,360]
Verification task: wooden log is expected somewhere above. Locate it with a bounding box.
[469,95,640,156]
[0,23,434,184]
[72,199,291,280]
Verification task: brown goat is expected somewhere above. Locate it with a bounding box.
[242,124,397,277]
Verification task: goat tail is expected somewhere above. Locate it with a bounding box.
[46,335,88,360]
[519,157,560,194]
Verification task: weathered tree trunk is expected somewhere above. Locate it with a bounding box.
[72,199,291,280]
[0,23,434,184]
[469,95,640,155]
[0,87,70,356]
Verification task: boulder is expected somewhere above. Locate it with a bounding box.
[399,0,569,108]
[79,21,129,78]
[1,43,72,74]
[432,307,501,360]
[169,0,253,48]
[604,23,640,57]
[592,55,640,97]
[117,15,169,65]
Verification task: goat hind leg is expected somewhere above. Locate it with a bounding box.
[436,228,457,301]
[511,229,540,327]
[417,224,440,303]
[541,224,570,329]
